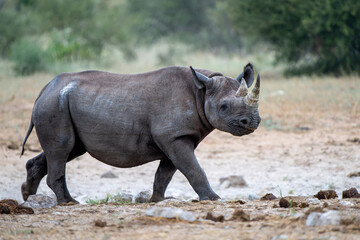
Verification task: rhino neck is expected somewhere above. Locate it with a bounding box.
[195,89,214,141]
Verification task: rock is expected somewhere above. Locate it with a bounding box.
[307,198,321,205]
[342,188,360,198]
[22,194,57,208]
[145,207,196,222]
[347,172,360,178]
[339,200,354,206]
[94,220,107,227]
[347,137,360,144]
[205,212,224,222]
[248,195,257,201]
[114,193,133,203]
[260,193,277,201]
[230,209,250,221]
[100,171,118,179]
[306,211,341,226]
[135,190,152,203]
[279,198,290,208]
[219,175,247,188]
[7,142,18,150]
[314,190,338,200]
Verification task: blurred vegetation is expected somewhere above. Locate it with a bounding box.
[0,0,359,76]
[228,0,360,76]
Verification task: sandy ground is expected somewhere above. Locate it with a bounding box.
[1,124,360,239]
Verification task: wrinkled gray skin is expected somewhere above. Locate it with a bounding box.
[21,64,261,205]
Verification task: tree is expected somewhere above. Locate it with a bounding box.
[227,0,360,75]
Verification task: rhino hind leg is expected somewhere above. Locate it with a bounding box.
[150,158,177,202]
[21,141,86,202]
[21,152,48,201]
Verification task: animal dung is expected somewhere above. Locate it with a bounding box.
[342,188,360,198]
[314,190,338,200]
[260,193,277,201]
[230,209,250,221]
[94,220,107,227]
[0,199,34,214]
[205,212,224,222]
[279,198,290,208]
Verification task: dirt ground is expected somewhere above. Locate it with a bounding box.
[0,74,359,239]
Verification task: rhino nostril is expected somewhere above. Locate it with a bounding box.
[240,118,249,125]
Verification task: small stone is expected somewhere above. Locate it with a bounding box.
[248,195,257,201]
[230,209,250,221]
[100,171,118,179]
[205,212,224,222]
[7,142,18,150]
[347,172,360,178]
[314,190,338,200]
[135,190,152,203]
[260,193,277,201]
[342,188,360,198]
[279,198,290,208]
[306,210,341,226]
[94,220,107,227]
[114,193,133,203]
[347,138,360,144]
[307,198,321,205]
[145,207,196,222]
[219,175,247,188]
[22,194,57,208]
[339,200,354,206]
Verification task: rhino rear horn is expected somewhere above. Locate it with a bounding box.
[190,66,213,89]
[245,73,260,105]
[236,63,255,87]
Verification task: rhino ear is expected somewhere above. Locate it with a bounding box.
[236,63,255,87]
[190,66,213,89]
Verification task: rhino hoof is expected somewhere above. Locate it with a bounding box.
[21,182,30,201]
[58,200,79,206]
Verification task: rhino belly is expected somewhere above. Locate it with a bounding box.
[78,131,165,168]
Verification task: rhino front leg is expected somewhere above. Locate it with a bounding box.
[150,158,177,202]
[159,137,220,201]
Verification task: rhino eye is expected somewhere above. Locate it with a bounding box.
[220,103,229,112]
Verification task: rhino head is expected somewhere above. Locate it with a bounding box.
[190,63,261,136]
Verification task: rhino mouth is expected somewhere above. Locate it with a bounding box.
[228,120,257,133]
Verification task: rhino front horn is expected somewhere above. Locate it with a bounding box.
[245,73,260,105]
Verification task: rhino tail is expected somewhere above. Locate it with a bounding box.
[21,120,34,157]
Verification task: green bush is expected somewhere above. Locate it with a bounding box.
[227,0,360,75]
[10,39,47,75]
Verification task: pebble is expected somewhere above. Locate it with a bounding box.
[114,193,133,203]
[338,200,354,206]
[219,175,247,188]
[100,171,118,179]
[135,190,152,203]
[306,210,341,226]
[145,207,196,222]
[22,194,57,208]
[307,198,321,204]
